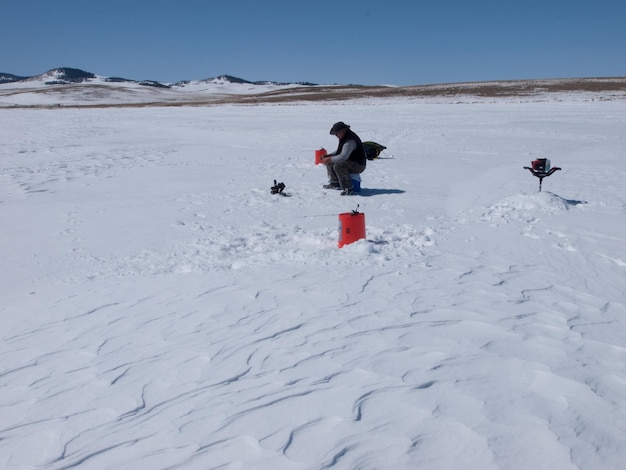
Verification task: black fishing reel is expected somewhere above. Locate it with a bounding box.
[271,180,286,195]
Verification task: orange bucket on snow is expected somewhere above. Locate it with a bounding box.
[338,211,366,248]
[315,148,327,165]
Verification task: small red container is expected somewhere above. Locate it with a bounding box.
[338,211,366,248]
[315,148,327,165]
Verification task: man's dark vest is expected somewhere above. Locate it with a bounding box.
[337,130,366,166]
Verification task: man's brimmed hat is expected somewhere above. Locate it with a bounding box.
[330,121,350,135]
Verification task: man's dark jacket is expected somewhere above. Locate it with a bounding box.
[336,129,366,166]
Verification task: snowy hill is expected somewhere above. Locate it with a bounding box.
[35,67,97,84]
[170,74,309,95]
[174,74,316,87]
[0,72,27,83]
[1,67,625,108]
[0,67,310,90]
[0,68,314,107]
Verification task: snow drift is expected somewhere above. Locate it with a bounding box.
[1,96,625,469]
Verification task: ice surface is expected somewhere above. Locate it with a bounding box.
[1,97,625,469]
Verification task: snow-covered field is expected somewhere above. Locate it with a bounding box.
[1,95,625,469]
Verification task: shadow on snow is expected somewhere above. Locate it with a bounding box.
[356,188,406,197]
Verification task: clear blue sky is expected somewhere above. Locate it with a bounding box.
[2,0,625,85]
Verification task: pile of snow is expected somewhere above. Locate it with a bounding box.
[481,191,578,224]
[1,98,625,469]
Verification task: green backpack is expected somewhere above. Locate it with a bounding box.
[363,141,387,160]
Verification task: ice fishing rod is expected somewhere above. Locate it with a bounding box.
[293,213,338,218]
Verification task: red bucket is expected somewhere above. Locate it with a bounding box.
[338,211,366,248]
[315,148,327,165]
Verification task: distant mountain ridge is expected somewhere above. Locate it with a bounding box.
[0,67,317,88]
[0,72,28,83]
[2,67,625,109]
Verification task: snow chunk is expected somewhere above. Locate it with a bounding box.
[481,192,574,224]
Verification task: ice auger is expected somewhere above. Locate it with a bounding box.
[524,158,561,191]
